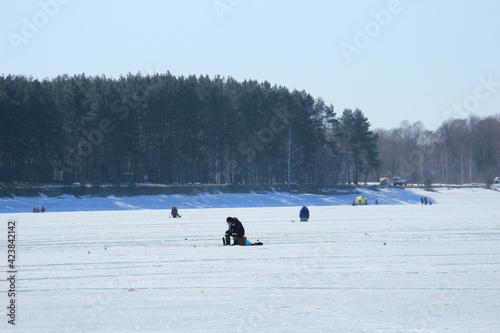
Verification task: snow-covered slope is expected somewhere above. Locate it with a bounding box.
[0,186,456,213]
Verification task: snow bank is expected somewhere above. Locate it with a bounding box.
[0,186,446,213]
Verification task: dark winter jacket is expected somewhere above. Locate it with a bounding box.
[228,218,245,237]
[171,206,180,218]
[299,206,310,218]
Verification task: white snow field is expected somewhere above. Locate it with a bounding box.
[1,187,499,332]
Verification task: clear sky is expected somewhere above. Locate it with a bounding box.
[1,0,500,130]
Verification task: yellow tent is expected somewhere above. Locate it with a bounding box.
[355,196,368,205]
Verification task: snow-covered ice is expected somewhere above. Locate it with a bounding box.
[0,187,499,332]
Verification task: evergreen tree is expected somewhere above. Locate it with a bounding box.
[335,109,380,184]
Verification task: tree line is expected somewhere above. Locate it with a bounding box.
[0,73,379,186]
[1,73,497,187]
[376,116,500,185]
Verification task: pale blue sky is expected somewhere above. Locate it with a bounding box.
[1,0,499,130]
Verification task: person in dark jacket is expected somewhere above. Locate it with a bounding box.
[299,206,310,222]
[170,206,180,218]
[224,217,245,245]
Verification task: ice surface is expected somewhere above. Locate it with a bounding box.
[0,187,499,332]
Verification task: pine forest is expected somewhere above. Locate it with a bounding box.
[0,73,498,186]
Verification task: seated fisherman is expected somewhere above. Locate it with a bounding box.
[171,206,181,218]
[299,206,310,221]
[224,217,245,245]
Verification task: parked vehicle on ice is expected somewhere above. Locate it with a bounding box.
[392,177,408,186]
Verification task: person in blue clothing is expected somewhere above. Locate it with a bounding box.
[224,217,245,245]
[299,206,310,222]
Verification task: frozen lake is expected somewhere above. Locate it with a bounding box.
[1,187,499,332]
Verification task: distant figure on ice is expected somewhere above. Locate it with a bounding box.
[299,206,310,222]
[424,197,428,205]
[224,217,245,245]
[421,197,424,205]
[375,200,379,205]
[41,206,45,213]
[170,206,181,218]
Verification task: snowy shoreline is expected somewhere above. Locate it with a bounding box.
[1,186,497,213]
